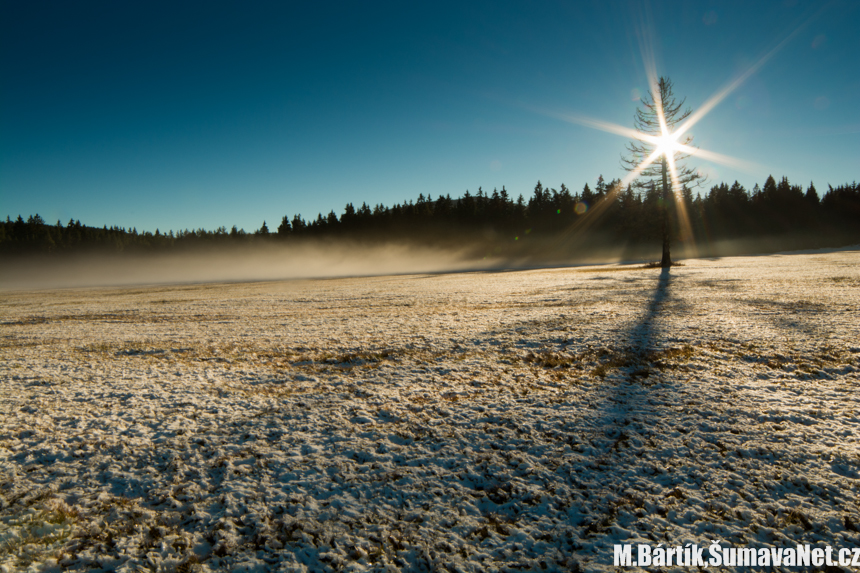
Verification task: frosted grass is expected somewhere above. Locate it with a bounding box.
[1,249,859,572]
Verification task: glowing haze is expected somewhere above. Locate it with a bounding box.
[1,1,858,234]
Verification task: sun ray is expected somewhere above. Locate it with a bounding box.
[550,110,761,175]
[633,3,672,143]
[554,147,664,243]
[536,10,812,258]
[653,84,669,138]
[552,113,659,145]
[618,147,663,190]
[673,143,761,173]
[672,21,809,140]
[665,151,696,255]
[652,83,695,258]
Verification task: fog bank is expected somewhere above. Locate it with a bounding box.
[2,235,857,292]
[0,241,494,291]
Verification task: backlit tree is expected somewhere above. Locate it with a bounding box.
[622,77,703,267]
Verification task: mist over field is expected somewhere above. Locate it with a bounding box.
[2,232,852,292]
[0,242,485,291]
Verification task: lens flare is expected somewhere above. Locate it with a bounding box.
[531,12,810,254]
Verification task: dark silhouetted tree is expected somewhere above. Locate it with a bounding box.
[805,182,819,205]
[622,77,703,267]
[277,216,291,237]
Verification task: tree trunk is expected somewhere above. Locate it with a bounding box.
[660,156,672,268]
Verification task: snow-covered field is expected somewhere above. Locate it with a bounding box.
[2,249,859,572]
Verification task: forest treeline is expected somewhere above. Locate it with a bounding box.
[2,175,858,259]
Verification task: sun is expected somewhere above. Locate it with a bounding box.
[547,64,770,252]
[653,132,682,159]
[546,14,806,196]
[528,13,807,254]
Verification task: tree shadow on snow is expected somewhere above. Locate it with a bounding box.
[567,266,704,547]
[626,266,671,352]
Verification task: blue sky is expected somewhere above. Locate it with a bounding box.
[2,0,858,233]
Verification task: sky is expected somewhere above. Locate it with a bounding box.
[2,0,858,234]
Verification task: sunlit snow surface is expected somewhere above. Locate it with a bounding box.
[2,249,859,572]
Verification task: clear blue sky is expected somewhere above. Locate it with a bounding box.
[2,0,858,233]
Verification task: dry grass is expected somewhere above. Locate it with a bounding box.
[0,499,78,569]
[590,344,696,379]
[523,350,580,369]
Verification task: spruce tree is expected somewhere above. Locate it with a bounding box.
[622,77,703,267]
